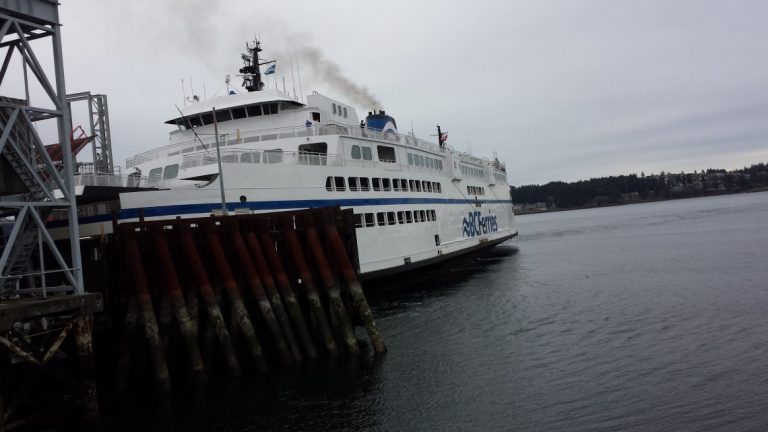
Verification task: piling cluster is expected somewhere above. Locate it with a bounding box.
[112,207,385,390]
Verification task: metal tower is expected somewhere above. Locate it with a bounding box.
[67,91,114,174]
[0,0,84,296]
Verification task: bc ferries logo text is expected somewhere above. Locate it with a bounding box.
[462,211,498,237]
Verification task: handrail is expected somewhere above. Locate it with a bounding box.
[125,123,487,169]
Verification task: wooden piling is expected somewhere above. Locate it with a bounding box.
[74,315,99,420]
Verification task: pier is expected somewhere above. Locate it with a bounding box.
[0,2,385,428]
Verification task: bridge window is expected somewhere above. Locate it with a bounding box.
[397,211,404,224]
[408,154,414,165]
[405,211,413,223]
[401,179,409,191]
[387,212,396,225]
[188,116,202,127]
[365,213,375,227]
[247,105,262,116]
[372,178,381,191]
[232,107,247,119]
[201,112,214,125]
[348,177,359,191]
[265,103,278,115]
[382,178,391,191]
[162,164,179,179]
[360,177,370,191]
[362,146,372,160]
[376,212,386,226]
[332,103,337,115]
[343,107,348,118]
[215,109,231,122]
[392,179,400,192]
[430,210,437,220]
[377,145,396,163]
[353,213,363,228]
[420,210,427,221]
[351,145,361,160]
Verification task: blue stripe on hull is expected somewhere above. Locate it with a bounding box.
[52,197,513,227]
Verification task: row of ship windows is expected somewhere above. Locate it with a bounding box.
[326,176,442,193]
[148,164,179,180]
[461,164,485,179]
[174,102,282,129]
[146,149,287,180]
[407,152,444,171]
[354,209,438,228]
[332,103,349,118]
[467,186,486,196]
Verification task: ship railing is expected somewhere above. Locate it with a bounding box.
[127,123,456,168]
[180,149,344,170]
[73,173,174,189]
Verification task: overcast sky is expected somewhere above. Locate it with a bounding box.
[51,0,768,185]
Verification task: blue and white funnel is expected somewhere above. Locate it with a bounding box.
[365,110,398,133]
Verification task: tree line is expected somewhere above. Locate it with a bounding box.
[510,163,768,210]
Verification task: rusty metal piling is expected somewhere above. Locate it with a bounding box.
[304,223,360,354]
[153,227,206,382]
[204,225,268,370]
[283,223,338,356]
[124,237,171,391]
[255,225,318,360]
[324,220,388,354]
[181,230,241,376]
[229,225,296,365]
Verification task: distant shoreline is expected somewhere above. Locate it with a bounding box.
[515,187,768,215]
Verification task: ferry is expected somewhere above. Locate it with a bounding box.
[58,40,517,279]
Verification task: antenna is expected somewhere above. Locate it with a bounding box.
[290,58,297,102]
[181,79,187,107]
[175,104,208,152]
[203,82,207,99]
[282,76,286,93]
[295,52,304,103]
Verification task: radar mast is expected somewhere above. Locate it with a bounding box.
[239,38,275,92]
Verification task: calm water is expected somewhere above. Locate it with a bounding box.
[106,192,768,431]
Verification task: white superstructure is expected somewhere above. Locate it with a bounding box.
[59,40,517,278]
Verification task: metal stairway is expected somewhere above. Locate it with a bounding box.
[1,98,58,292]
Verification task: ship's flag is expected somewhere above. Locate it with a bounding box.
[264,64,276,75]
[441,133,448,141]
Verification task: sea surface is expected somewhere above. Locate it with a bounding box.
[105,192,768,431]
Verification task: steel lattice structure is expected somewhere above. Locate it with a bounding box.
[0,0,84,296]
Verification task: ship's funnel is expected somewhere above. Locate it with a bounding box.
[365,110,397,133]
